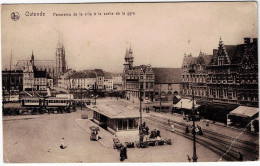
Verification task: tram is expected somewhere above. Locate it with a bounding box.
[8,97,74,115]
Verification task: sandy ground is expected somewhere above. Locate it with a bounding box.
[3,98,225,163]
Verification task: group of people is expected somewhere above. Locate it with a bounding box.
[192,125,203,135]
[140,122,149,135]
[143,107,150,113]
[185,125,203,135]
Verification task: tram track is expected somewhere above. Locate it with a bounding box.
[144,116,259,161]
[150,114,259,152]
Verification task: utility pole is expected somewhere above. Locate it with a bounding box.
[8,51,12,99]
[139,81,142,132]
[189,66,198,162]
[94,82,97,105]
[159,84,162,112]
[81,85,82,110]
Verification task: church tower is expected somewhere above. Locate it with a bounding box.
[56,39,66,76]
[124,46,134,71]
[31,50,34,67]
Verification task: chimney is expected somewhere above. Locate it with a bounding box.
[253,38,258,44]
[244,37,251,44]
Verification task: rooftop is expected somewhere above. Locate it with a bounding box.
[152,67,182,84]
[89,105,140,119]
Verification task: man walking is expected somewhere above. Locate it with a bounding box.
[60,137,67,149]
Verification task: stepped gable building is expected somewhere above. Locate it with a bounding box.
[152,67,182,102]
[207,37,258,109]
[181,52,212,102]
[123,47,155,101]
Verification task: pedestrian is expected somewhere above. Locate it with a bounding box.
[143,122,146,128]
[139,132,144,142]
[187,155,191,162]
[123,146,127,160]
[147,107,150,113]
[195,127,199,135]
[60,137,67,149]
[185,126,189,133]
[156,129,161,139]
[206,120,209,127]
[239,152,243,161]
[171,124,175,132]
[145,126,149,135]
[120,146,125,161]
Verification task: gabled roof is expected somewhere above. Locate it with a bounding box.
[94,69,104,76]
[152,68,182,84]
[70,71,96,79]
[210,39,257,65]
[182,55,198,67]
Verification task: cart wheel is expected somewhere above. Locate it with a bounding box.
[155,141,159,146]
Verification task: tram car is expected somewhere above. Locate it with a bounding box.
[19,97,72,114]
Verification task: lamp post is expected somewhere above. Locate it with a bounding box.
[139,82,143,132]
[94,82,97,105]
[189,67,198,162]
[80,84,83,111]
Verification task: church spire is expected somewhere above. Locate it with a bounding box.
[31,50,34,67]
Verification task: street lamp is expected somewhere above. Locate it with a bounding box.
[189,67,198,162]
[139,82,143,133]
[94,82,97,105]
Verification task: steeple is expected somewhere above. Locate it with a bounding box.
[31,50,34,67]
[125,47,129,59]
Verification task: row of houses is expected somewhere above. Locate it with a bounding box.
[57,69,123,92]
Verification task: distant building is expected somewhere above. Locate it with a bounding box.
[104,74,113,91]
[153,68,182,102]
[33,70,47,91]
[181,52,212,102]
[15,40,67,85]
[123,47,155,101]
[69,71,96,90]
[113,74,123,91]
[23,60,34,91]
[16,51,56,79]
[2,70,23,96]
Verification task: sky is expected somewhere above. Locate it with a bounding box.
[1,2,258,73]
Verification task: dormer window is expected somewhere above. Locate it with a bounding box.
[218,57,224,66]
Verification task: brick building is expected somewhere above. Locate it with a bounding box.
[153,68,182,102]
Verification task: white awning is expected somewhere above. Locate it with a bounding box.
[173,98,200,110]
[229,106,259,118]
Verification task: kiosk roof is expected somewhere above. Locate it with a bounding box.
[89,105,140,119]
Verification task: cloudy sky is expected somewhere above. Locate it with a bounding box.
[1,2,258,72]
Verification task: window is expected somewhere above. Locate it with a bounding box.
[218,57,224,66]
[118,119,123,130]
